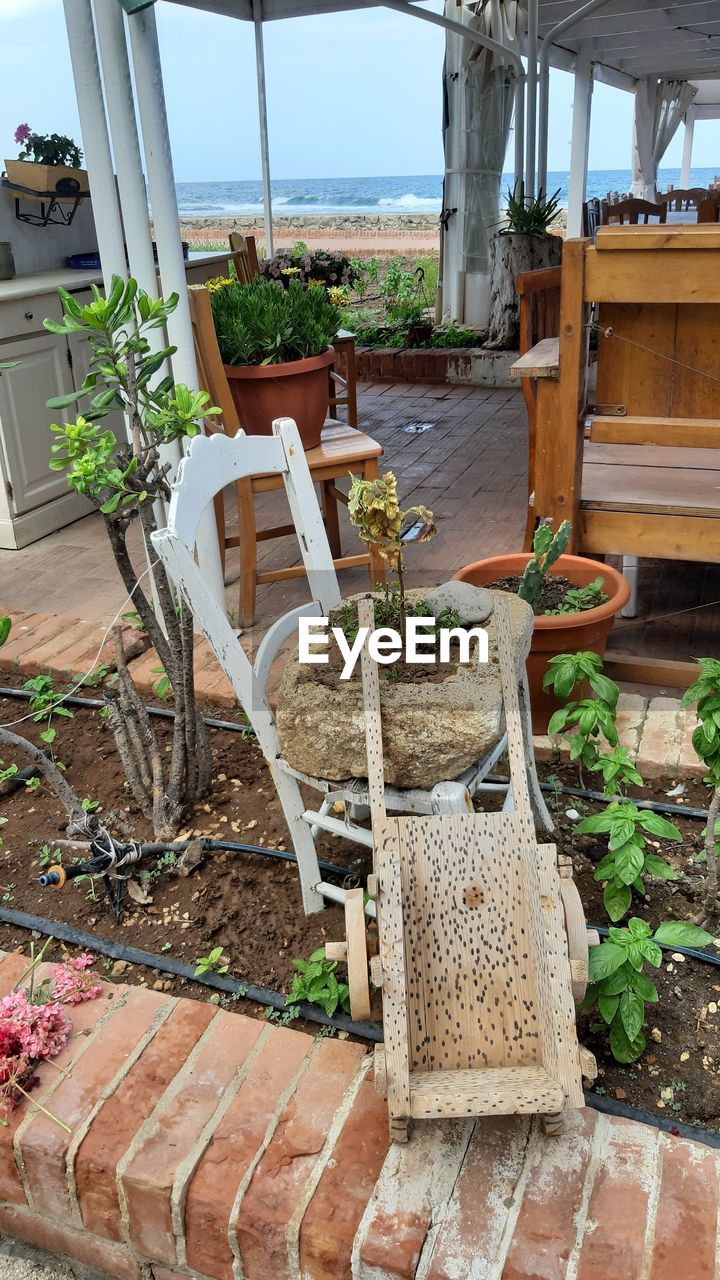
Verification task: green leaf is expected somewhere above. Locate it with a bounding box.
[653,921,715,948]
[46,389,85,410]
[588,670,619,708]
[630,971,658,1002]
[609,1020,646,1064]
[0,617,11,648]
[639,938,662,967]
[39,727,56,745]
[643,853,678,880]
[619,990,644,1041]
[636,812,682,841]
[588,940,627,980]
[603,881,632,922]
[627,917,652,940]
[597,992,620,1024]
[614,842,645,886]
[576,811,614,835]
[100,493,122,514]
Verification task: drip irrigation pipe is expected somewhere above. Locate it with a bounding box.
[0,685,253,737]
[583,1091,720,1149]
[0,906,383,1042]
[487,773,711,822]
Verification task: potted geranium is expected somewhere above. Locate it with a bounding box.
[209,276,340,449]
[5,124,88,196]
[453,521,631,732]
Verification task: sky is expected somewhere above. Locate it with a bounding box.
[0,0,717,183]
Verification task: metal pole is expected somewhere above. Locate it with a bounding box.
[680,108,695,188]
[253,0,274,258]
[514,78,525,190]
[526,0,538,196]
[537,0,615,196]
[62,0,127,287]
[567,51,593,236]
[127,5,225,604]
[92,0,160,300]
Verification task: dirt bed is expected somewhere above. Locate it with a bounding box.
[0,690,719,1127]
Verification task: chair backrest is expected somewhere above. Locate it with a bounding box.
[658,188,710,211]
[582,198,600,238]
[151,419,342,758]
[600,198,667,225]
[228,232,260,282]
[188,284,241,435]
[698,195,720,224]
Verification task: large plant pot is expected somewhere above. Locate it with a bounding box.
[224,346,334,450]
[4,159,89,198]
[453,553,630,733]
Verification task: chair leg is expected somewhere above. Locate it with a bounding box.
[621,555,639,618]
[236,477,258,629]
[322,480,342,559]
[269,761,324,913]
[213,490,227,576]
[519,674,554,833]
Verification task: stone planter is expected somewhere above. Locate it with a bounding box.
[276,588,533,789]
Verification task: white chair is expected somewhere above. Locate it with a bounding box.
[152,418,552,915]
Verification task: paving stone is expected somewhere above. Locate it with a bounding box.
[636,697,684,780]
[75,999,216,1242]
[651,1135,720,1280]
[233,1038,367,1280]
[0,1204,143,1280]
[614,691,648,755]
[120,1008,260,1265]
[184,1023,313,1280]
[576,1115,660,1280]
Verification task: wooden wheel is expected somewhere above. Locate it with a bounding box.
[560,877,589,1005]
[345,887,371,1021]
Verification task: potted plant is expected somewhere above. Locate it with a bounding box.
[209,276,340,449]
[485,182,563,350]
[453,521,630,733]
[5,124,88,197]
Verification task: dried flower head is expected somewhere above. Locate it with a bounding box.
[51,953,102,1006]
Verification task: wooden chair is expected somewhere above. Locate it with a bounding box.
[511,224,720,687]
[698,195,720,224]
[658,188,710,213]
[187,283,383,627]
[228,231,260,282]
[582,197,600,238]
[515,266,562,548]
[153,423,555,921]
[332,595,587,1140]
[600,198,667,225]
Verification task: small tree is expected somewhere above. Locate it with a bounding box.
[45,277,220,839]
[682,659,720,929]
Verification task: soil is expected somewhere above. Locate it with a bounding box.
[312,598,469,685]
[1,686,719,1129]
[485,574,602,616]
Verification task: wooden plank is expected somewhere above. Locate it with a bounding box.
[603,654,699,690]
[516,265,562,295]
[671,305,720,419]
[595,225,720,251]
[579,509,720,561]
[589,416,720,448]
[584,443,720,470]
[409,1066,565,1119]
[534,843,585,1109]
[509,338,559,379]
[533,239,587,545]
[585,245,720,304]
[595,303,677,416]
[344,887,371,1022]
[582,461,720,516]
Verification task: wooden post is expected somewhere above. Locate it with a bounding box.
[534,239,587,547]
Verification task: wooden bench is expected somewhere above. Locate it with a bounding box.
[511,224,720,685]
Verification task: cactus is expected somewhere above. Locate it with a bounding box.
[517,520,571,611]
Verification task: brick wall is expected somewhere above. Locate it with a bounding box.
[355,347,517,387]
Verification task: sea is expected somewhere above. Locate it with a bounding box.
[175,168,719,217]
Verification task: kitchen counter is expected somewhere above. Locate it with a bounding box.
[0,251,233,303]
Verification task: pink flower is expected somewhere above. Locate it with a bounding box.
[51,954,102,1006]
[14,124,31,144]
[0,990,71,1060]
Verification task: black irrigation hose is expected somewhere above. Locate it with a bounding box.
[487,772,711,822]
[0,686,254,737]
[0,906,383,1043]
[584,1091,720,1149]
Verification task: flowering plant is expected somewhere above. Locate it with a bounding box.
[259,250,361,292]
[348,471,436,627]
[13,123,82,169]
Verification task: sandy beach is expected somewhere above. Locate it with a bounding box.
[180,212,441,256]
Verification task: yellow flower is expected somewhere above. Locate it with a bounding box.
[205,275,233,294]
[328,285,349,305]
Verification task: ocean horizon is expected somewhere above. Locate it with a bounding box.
[176,168,718,218]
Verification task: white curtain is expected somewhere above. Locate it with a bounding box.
[631,78,698,200]
[441,0,527,325]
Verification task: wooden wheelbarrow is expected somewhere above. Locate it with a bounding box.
[329,595,594,1141]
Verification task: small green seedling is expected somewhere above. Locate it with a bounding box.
[584,918,713,1062]
[577,801,680,921]
[545,577,607,616]
[194,946,228,978]
[23,673,73,754]
[286,947,350,1018]
[544,651,619,770]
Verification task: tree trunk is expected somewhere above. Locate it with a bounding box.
[485,232,563,350]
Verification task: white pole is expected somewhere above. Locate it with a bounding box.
[526,0,538,196]
[680,109,695,188]
[92,0,160,301]
[514,77,525,191]
[62,0,127,287]
[537,0,612,197]
[253,0,274,258]
[128,5,225,604]
[567,52,593,237]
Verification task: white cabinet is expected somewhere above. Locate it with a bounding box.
[0,333,78,516]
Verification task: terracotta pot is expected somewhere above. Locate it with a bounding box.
[453,553,631,733]
[223,346,334,450]
[4,159,89,198]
